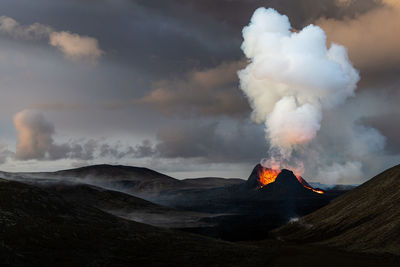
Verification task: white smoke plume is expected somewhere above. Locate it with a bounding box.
[238,8,360,177]
[317,161,363,185]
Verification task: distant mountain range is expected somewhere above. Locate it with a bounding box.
[1,164,243,194]
[1,164,355,195]
[0,164,349,241]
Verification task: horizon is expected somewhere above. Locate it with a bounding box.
[0,161,375,185]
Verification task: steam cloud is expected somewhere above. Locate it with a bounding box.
[0,16,103,62]
[238,8,361,177]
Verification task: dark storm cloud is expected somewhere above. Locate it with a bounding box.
[137,60,250,117]
[154,120,267,163]
[0,0,389,110]
[153,0,381,28]
[2,0,380,83]
[0,0,240,82]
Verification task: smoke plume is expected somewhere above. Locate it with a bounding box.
[238,8,360,176]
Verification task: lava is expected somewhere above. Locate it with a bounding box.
[257,168,281,187]
[258,167,324,194]
[298,180,325,194]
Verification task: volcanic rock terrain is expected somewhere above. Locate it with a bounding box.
[0,164,399,266]
[274,164,400,255]
[1,164,348,241]
[0,178,274,266]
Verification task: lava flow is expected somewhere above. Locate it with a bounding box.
[258,168,281,187]
[296,175,325,194]
[258,167,324,194]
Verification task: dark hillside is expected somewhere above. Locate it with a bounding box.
[274,164,400,255]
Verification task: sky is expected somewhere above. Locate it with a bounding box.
[0,0,399,183]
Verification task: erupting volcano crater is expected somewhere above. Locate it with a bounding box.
[246,164,324,195]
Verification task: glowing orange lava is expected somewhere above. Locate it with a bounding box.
[258,168,280,187]
[258,167,325,194]
[296,175,325,194]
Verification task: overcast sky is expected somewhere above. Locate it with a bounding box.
[0,0,399,183]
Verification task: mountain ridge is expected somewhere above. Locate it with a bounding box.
[273,164,400,255]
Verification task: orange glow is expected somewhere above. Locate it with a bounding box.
[257,168,280,187]
[257,167,325,194]
[299,182,325,194]
[296,175,325,194]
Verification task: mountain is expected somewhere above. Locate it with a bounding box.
[0,177,275,266]
[51,164,182,193]
[150,164,346,241]
[2,164,348,241]
[0,177,395,266]
[273,164,400,255]
[182,177,244,188]
[10,164,242,194]
[47,182,216,228]
[246,165,325,198]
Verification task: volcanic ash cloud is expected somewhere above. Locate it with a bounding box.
[238,8,359,170]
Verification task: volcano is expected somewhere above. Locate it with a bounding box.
[2,164,347,242]
[245,164,324,196]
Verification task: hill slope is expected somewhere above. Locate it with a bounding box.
[8,164,242,194]
[0,172,396,266]
[274,164,400,255]
[0,178,274,266]
[48,183,216,228]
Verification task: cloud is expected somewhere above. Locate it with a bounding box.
[99,140,155,159]
[0,141,14,164]
[317,0,400,72]
[0,16,52,39]
[13,110,156,162]
[361,112,400,154]
[317,161,363,184]
[138,60,249,117]
[49,31,104,61]
[0,15,103,62]
[153,120,267,163]
[14,109,55,160]
[12,109,266,165]
[169,0,380,29]
[300,103,387,184]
